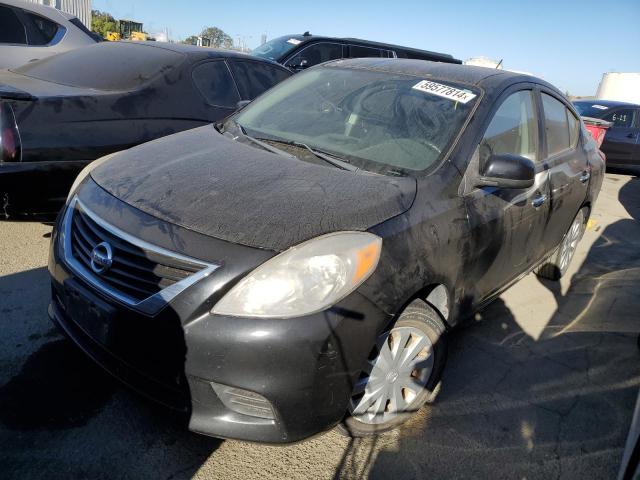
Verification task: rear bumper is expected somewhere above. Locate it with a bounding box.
[0,160,87,215]
[48,198,391,442]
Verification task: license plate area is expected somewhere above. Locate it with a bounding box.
[63,279,116,347]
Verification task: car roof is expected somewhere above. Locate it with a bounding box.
[322,57,559,92]
[573,99,640,108]
[123,41,286,66]
[281,33,461,63]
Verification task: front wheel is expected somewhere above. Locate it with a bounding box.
[341,299,447,437]
[536,209,587,280]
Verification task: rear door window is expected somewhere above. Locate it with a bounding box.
[192,61,240,108]
[348,45,384,58]
[602,109,635,129]
[228,60,290,100]
[480,90,539,165]
[0,5,27,44]
[541,93,574,156]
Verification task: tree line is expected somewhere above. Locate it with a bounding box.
[91,10,232,48]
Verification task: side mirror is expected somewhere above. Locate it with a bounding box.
[236,99,251,111]
[477,153,535,189]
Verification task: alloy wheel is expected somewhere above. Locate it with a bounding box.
[558,211,585,272]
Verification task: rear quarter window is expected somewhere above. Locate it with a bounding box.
[24,12,61,45]
[602,109,635,128]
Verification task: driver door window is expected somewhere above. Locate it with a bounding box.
[287,43,343,69]
[479,90,538,167]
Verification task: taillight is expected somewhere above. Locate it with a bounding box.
[581,116,611,149]
[0,101,21,162]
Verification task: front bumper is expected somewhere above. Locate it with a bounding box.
[48,180,391,443]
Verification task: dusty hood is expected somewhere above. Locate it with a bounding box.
[91,125,416,251]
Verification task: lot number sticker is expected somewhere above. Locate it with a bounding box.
[412,80,477,104]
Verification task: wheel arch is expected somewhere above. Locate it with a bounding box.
[387,283,453,331]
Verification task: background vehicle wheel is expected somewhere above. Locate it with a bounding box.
[341,299,447,437]
[536,209,587,281]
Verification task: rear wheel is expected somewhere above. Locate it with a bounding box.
[536,209,586,280]
[341,299,447,437]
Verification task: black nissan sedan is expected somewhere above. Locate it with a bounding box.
[48,58,604,443]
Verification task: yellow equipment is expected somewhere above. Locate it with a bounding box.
[129,31,147,41]
[105,31,121,41]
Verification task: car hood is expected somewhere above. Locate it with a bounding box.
[91,125,416,251]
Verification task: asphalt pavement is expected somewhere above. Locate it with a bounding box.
[0,173,638,480]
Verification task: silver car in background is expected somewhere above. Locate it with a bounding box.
[0,0,99,69]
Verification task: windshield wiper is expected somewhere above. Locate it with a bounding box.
[235,124,297,159]
[291,142,358,172]
[258,138,358,172]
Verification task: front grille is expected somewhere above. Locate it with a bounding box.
[62,198,217,313]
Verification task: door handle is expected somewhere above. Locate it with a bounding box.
[579,171,591,183]
[626,133,635,139]
[532,194,547,208]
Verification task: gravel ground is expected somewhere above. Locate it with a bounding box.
[0,173,638,479]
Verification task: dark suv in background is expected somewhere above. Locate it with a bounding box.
[251,31,461,71]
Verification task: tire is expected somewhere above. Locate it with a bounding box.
[340,299,447,437]
[536,209,587,281]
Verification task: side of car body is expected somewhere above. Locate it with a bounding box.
[0,42,291,214]
[252,33,461,71]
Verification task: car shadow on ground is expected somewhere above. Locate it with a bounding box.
[334,176,640,479]
[0,266,220,480]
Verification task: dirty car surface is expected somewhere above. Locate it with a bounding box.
[0,41,291,216]
[48,58,605,443]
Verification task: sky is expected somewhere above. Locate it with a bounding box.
[93,0,640,96]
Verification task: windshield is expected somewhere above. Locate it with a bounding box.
[251,35,303,61]
[234,66,479,174]
[12,42,184,91]
[573,101,612,118]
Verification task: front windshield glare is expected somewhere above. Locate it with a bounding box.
[235,67,479,173]
[251,36,299,61]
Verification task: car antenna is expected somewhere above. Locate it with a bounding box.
[495,59,503,69]
[303,31,311,36]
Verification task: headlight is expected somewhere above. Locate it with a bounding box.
[66,152,118,203]
[212,232,382,318]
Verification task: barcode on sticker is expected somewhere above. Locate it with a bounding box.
[412,80,477,104]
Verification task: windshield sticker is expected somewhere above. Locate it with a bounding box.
[287,38,302,45]
[412,80,476,104]
[591,104,608,110]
